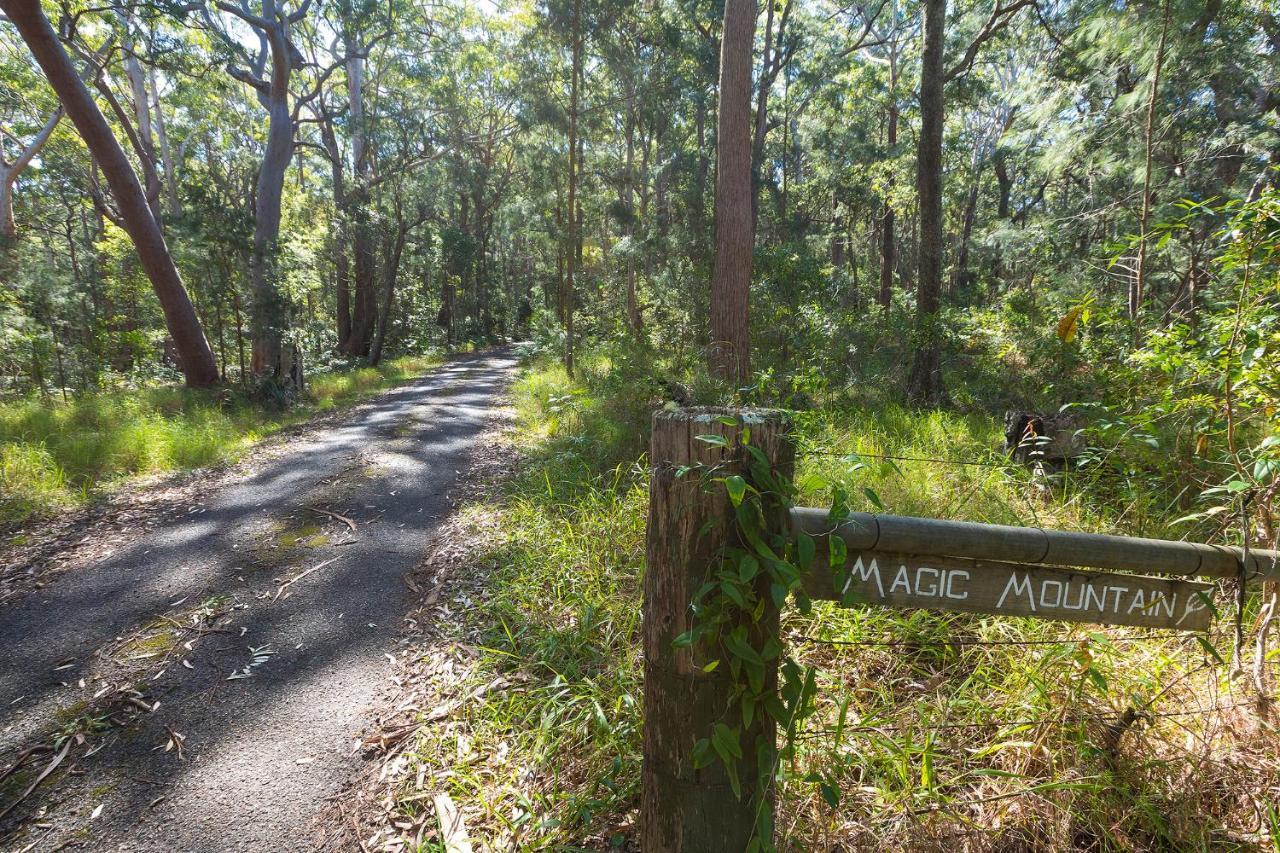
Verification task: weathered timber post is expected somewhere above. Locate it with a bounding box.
[643,407,793,852]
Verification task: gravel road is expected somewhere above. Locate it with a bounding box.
[0,348,519,851]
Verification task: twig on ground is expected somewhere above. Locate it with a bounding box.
[273,557,341,602]
[308,506,359,533]
[0,738,72,822]
[0,745,53,786]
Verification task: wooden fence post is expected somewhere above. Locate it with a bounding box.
[642,407,793,852]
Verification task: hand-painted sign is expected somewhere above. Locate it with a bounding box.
[802,550,1215,631]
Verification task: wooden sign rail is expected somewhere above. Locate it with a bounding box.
[800,550,1215,632]
[641,408,1280,853]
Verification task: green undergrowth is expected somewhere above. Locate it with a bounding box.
[392,353,1279,851]
[0,353,442,525]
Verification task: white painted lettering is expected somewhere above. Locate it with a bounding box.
[1176,591,1209,627]
[915,567,940,597]
[1062,581,1087,611]
[997,572,1036,612]
[1127,589,1147,614]
[1084,584,1107,612]
[847,556,885,599]
[1107,586,1129,612]
[1039,580,1064,609]
[944,570,969,600]
[890,565,911,595]
[1148,590,1174,619]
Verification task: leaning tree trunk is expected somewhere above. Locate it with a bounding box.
[906,0,946,406]
[709,0,757,387]
[1,0,218,387]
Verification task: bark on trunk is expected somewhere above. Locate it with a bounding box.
[320,118,352,348]
[345,50,377,357]
[149,66,181,219]
[2,0,217,387]
[878,66,898,310]
[368,224,407,366]
[906,0,946,406]
[563,0,582,377]
[249,68,298,385]
[1131,0,1171,323]
[709,0,756,386]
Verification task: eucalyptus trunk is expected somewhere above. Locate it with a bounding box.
[709,0,757,386]
[905,0,946,406]
[249,24,301,389]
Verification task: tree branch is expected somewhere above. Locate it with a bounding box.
[7,107,63,175]
[944,0,1037,83]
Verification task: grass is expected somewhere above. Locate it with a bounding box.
[0,353,443,525]
[384,353,1280,851]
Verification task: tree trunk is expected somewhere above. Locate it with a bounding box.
[369,225,407,367]
[563,0,582,378]
[345,49,376,357]
[250,91,296,381]
[2,0,217,387]
[749,0,775,231]
[149,66,182,219]
[878,64,898,310]
[248,24,302,391]
[709,0,756,386]
[0,108,59,238]
[320,118,352,349]
[906,0,946,406]
[991,149,1012,289]
[347,207,377,355]
[950,166,982,293]
[119,22,164,227]
[623,102,643,334]
[0,167,14,244]
[692,95,710,263]
[1131,0,1171,323]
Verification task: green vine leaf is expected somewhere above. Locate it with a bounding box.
[726,475,748,506]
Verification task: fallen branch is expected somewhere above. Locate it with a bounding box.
[0,745,52,787]
[273,557,341,602]
[308,506,358,533]
[0,738,72,822]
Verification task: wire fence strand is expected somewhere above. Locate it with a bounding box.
[794,699,1259,741]
[787,631,1188,648]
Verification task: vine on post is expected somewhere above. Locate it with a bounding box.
[672,419,845,851]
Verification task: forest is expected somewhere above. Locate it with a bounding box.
[1,0,1279,849]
